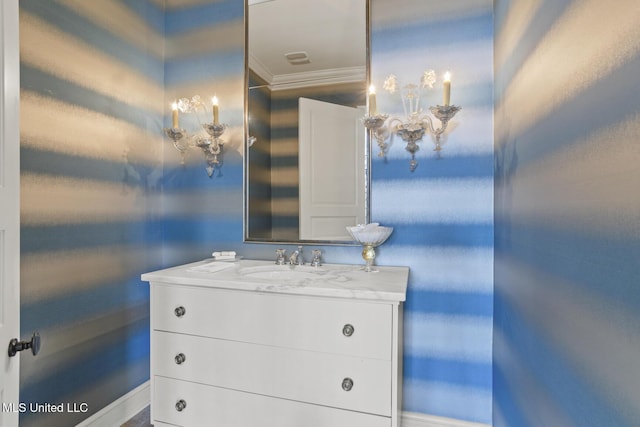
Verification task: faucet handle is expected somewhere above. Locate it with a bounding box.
[275,249,286,265]
[311,249,322,267]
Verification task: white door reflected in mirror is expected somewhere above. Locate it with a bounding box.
[299,98,366,241]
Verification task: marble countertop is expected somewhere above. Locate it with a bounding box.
[141,259,408,302]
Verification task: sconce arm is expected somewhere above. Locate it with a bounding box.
[364,114,390,157]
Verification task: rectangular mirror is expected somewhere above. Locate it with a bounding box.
[244,0,370,244]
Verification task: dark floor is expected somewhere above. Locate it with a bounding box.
[120,406,151,427]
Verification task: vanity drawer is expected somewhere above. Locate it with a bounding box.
[154,376,391,427]
[152,284,392,360]
[153,330,391,416]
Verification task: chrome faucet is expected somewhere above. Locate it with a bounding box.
[289,246,305,266]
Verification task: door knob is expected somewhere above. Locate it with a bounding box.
[8,332,41,357]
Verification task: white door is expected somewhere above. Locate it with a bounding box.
[298,98,365,240]
[0,1,21,425]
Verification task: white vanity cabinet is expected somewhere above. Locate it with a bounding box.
[141,260,408,427]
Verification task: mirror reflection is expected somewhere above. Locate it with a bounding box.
[245,0,369,243]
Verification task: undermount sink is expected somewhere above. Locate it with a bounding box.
[238,265,342,281]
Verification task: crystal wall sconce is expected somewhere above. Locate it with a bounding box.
[363,71,462,172]
[163,95,226,177]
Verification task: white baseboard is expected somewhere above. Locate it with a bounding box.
[75,381,150,427]
[402,411,492,427]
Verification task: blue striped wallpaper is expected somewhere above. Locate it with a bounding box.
[20,0,494,425]
[494,0,640,426]
[162,0,245,267]
[370,1,494,422]
[15,1,635,426]
[247,71,273,239]
[19,0,164,425]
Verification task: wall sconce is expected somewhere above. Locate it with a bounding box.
[363,70,461,172]
[163,95,226,177]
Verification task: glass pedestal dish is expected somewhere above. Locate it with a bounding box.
[346,224,393,272]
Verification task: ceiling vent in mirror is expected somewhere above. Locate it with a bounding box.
[285,51,311,65]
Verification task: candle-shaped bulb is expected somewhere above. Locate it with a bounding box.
[171,102,179,128]
[368,85,377,116]
[212,96,220,125]
[443,72,451,106]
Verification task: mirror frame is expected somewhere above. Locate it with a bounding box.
[243,0,372,245]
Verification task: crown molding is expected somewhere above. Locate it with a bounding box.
[269,66,366,91]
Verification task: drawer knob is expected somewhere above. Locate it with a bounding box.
[175,353,186,365]
[174,306,186,317]
[341,377,354,391]
[342,324,355,337]
[175,399,187,412]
